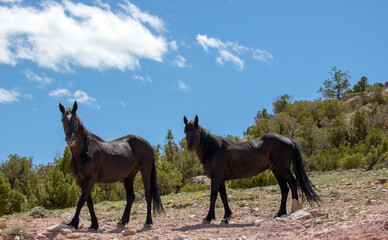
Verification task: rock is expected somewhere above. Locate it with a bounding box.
[0,219,7,228]
[314,228,332,237]
[67,233,82,238]
[275,216,288,222]
[384,222,388,231]
[60,228,73,234]
[191,175,211,186]
[344,92,372,111]
[35,233,48,240]
[378,178,387,184]
[254,219,265,226]
[383,87,388,97]
[290,210,312,220]
[46,225,75,233]
[122,230,136,236]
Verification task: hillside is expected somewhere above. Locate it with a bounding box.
[0,169,387,239]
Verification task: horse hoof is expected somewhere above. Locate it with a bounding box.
[143,223,152,229]
[291,199,302,213]
[117,222,125,228]
[88,227,98,232]
[220,219,229,225]
[67,224,78,230]
[202,219,211,224]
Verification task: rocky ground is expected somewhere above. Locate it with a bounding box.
[0,169,387,240]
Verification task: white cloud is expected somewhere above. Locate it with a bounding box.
[119,0,164,32]
[197,34,223,52]
[24,93,33,99]
[0,87,20,103]
[0,0,22,3]
[93,0,110,11]
[177,80,189,91]
[196,34,273,71]
[169,40,178,51]
[24,69,53,87]
[132,74,152,83]
[70,90,100,109]
[253,49,274,64]
[0,0,168,72]
[119,101,126,107]
[50,88,98,109]
[49,88,71,98]
[172,55,186,68]
[216,50,244,71]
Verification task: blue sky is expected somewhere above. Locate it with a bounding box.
[1,0,387,165]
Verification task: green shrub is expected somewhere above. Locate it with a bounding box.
[9,190,26,213]
[0,174,11,216]
[156,160,183,195]
[179,182,207,193]
[5,225,26,236]
[30,206,48,218]
[339,153,364,170]
[228,170,277,189]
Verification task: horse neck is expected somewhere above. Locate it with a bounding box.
[71,118,90,156]
[196,127,223,160]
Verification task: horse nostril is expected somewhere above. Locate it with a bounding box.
[66,134,75,142]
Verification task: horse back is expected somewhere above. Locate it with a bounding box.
[206,139,269,180]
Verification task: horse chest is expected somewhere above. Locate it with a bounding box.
[70,154,96,179]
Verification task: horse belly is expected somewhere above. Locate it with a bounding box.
[223,151,270,180]
[97,153,135,184]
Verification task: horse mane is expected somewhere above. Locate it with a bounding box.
[75,115,104,143]
[200,126,233,153]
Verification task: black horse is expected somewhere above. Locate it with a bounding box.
[59,101,163,230]
[183,115,320,224]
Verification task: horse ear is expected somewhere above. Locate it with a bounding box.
[72,101,78,114]
[183,116,188,125]
[59,103,65,114]
[194,115,199,126]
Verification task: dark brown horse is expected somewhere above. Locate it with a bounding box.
[183,115,320,224]
[59,101,163,230]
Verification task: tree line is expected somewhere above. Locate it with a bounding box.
[0,67,387,216]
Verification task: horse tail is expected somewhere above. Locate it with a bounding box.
[151,155,164,213]
[291,140,321,204]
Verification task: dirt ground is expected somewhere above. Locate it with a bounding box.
[0,169,387,240]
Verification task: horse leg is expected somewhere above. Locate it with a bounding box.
[276,166,302,213]
[203,177,221,224]
[87,195,98,230]
[140,166,153,228]
[117,171,138,227]
[219,181,232,224]
[68,177,96,229]
[272,168,289,217]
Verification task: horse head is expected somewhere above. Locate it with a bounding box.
[183,115,201,153]
[59,101,79,148]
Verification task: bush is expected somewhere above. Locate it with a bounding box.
[0,174,11,216]
[9,190,26,213]
[339,153,364,170]
[228,170,277,189]
[30,206,48,218]
[156,160,183,195]
[179,182,207,193]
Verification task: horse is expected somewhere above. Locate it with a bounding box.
[183,115,320,224]
[59,101,163,230]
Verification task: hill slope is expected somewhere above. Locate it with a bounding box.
[1,169,387,239]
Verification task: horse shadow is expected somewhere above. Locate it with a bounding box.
[173,223,255,232]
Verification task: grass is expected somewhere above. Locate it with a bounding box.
[5,225,26,236]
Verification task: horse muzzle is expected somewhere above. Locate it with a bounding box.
[66,135,76,147]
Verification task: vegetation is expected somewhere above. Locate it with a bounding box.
[0,67,387,216]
